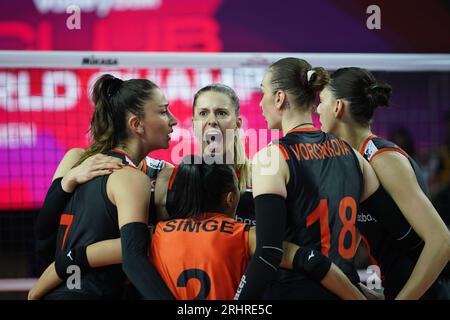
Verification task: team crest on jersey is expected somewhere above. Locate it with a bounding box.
[363,140,379,161]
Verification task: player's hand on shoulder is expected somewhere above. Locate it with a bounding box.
[62,153,125,192]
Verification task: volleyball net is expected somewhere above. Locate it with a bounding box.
[0,51,449,294]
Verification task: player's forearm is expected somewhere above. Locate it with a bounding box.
[120,222,174,300]
[35,178,73,240]
[395,238,450,300]
[28,262,63,300]
[86,238,122,268]
[280,242,365,300]
[321,264,366,300]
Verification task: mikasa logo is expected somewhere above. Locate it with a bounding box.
[82,55,118,66]
[357,212,377,223]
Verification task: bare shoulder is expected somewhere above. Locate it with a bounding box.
[110,166,151,186]
[52,148,85,180]
[370,150,411,171]
[157,166,175,180]
[65,148,85,158]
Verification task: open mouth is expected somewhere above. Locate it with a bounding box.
[167,129,174,140]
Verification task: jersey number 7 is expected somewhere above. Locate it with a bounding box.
[59,213,74,250]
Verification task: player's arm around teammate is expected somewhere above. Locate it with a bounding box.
[34,148,124,265]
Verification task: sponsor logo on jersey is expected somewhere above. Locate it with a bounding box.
[235,215,256,226]
[357,212,378,223]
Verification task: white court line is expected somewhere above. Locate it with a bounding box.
[0,271,372,292]
[0,278,37,292]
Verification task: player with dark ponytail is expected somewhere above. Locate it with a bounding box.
[30,74,177,299]
[317,67,450,299]
[235,58,381,299]
[152,155,365,299]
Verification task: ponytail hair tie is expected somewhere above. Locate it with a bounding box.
[307,70,317,83]
[107,78,124,98]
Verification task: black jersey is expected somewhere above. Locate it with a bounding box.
[111,149,167,187]
[359,137,428,254]
[274,127,362,285]
[111,149,168,226]
[235,190,256,226]
[46,150,162,299]
[361,135,429,194]
[358,135,423,273]
[359,135,449,298]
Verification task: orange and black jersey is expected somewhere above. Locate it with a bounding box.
[274,127,361,284]
[151,213,250,300]
[361,135,429,195]
[110,149,167,184]
[48,150,131,298]
[358,135,426,256]
[111,149,168,226]
[235,190,256,227]
[359,135,425,249]
[48,150,165,299]
[358,135,450,298]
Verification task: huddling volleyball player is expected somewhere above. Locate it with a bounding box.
[28,82,259,298]
[234,57,383,300]
[35,144,170,268]
[31,74,177,299]
[34,151,124,267]
[29,155,366,300]
[33,81,378,300]
[31,84,255,299]
[317,67,450,299]
[154,84,254,226]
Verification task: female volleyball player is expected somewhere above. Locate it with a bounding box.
[29,156,366,300]
[316,67,450,299]
[154,84,254,226]
[33,74,177,299]
[235,57,382,300]
[32,82,375,300]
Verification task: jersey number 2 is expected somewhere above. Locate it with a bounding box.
[177,269,211,300]
[306,197,357,259]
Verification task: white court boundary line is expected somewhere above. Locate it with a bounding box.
[0,270,372,292]
[0,278,37,292]
[0,51,449,71]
